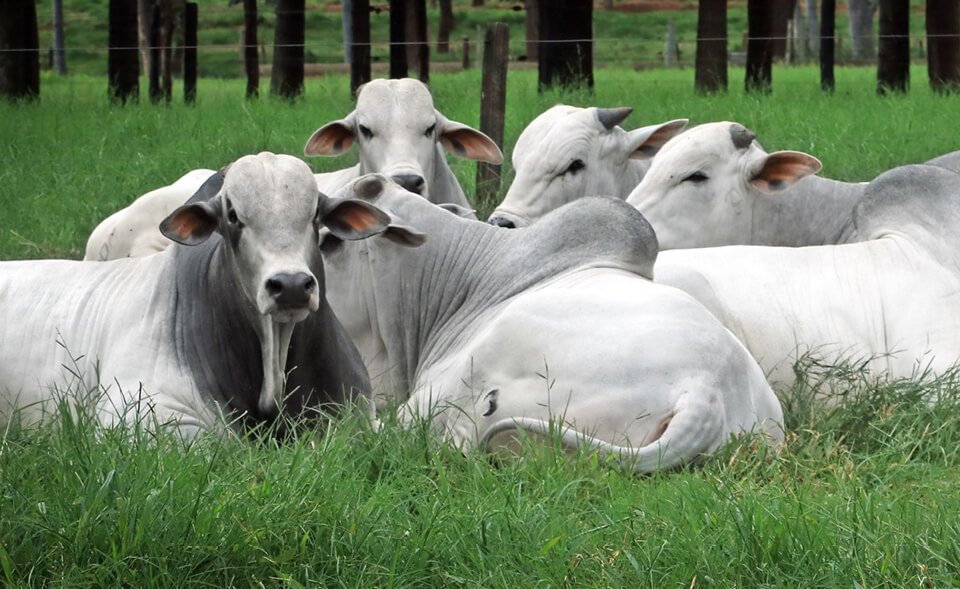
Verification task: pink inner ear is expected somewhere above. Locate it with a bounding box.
[751,153,822,192]
[341,205,379,232]
[440,128,503,164]
[169,210,203,239]
[306,123,355,156]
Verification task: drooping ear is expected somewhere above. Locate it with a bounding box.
[160,197,221,246]
[183,170,224,205]
[749,151,823,194]
[383,225,427,248]
[437,114,504,164]
[304,112,357,156]
[321,198,392,241]
[626,119,689,160]
[436,202,477,219]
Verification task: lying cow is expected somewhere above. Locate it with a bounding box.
[655,163,960,390]
[1,153,375,437]
[319,174,783,471]
[487,104,687,228]
[84,169,216,261]
[305,77,503,210]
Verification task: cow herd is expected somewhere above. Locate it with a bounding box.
[3,78,959,472]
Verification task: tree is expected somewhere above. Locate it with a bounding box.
[877,0,909,94]
[524,0,539,61]
[821,0,836,91]
[389,0,407,78]
[243,0,259,98]
[350,0,371,94]
[538,0,593,91]
[0,0,40,101]
[849,0,878,61]
[108,0,139,104]
[271,0,305,99]
[405,0,429,82]
[771,0,795,58]
[927,0,960,93]
[695,0,727,94]
[437,0,454,53]
[746,0,773,93]
[52,0,67,75]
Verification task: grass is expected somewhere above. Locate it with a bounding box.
[4,65,960,585]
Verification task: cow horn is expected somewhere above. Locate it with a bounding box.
[730,123,757,150]
[596,107,634,131]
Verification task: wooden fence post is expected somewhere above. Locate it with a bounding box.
[462,36,470,69]
[184,2,197,104]
[475,23,509,210]
[148,3,162,103]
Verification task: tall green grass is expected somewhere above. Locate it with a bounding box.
[2,65,957,259]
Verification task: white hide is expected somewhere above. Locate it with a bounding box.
[321,175,783,472]
[655,164,960,391]
[84,169,216,261]
[487,104,687,228]
[304,77,502,210]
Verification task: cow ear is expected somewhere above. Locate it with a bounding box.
[160,197,221,246]
[322,198,392,240]
[749,151,823,194]
[626,119,688,160]
[438,116,504,164]
[184,170,224,204]
[304,113,357,156]
[384,225,427,248]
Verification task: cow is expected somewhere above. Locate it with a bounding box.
[926,149,960,173]
[305,77,503,210]
[486,104,688,228]
[655,163,960,391]
[318,174,783,472]
[84,169,216,261]
[1,153,377,438]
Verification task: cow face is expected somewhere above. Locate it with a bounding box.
[626,122,821,249]
[487,105,687,228]
[303,78,502,200]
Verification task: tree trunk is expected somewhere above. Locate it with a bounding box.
[138,0,153,73]
[271,0,305,99]
[243,0,259,99]
[927,0,960,92]
[538,0,593,91]
[821,0,836,91]
[342,0,353,63]
[877,0,909,94]
[108,0,139,104]
[350,0,371,94]
[806,0,820,58]
[524,0,539,61]
[695,0,727,94]
[389,0,407,78]
[772,0,796,58]
[746,0,773,93]
[0,0,40,101]
[848,0,878,61]
[183,2,197,103]
[405,0,428,82]
[148,3,161,102]
[437,0,453,53]
[160,4,175,103]
[52,0,67,75]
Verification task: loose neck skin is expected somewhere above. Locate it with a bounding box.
[751,175,864,246]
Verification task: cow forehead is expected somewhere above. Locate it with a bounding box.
[652,122,758,172]
[224,153,318,220]
[356,79,436,124]
[514,107,599,169]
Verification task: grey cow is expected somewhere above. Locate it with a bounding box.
[1,153,374,437]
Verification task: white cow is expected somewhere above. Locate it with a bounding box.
[305,77,503,209]
[319,175,783,472]
[1,153,377,437]
[84,169,216,261]
[487,104,688,228]
[655,164,960,390]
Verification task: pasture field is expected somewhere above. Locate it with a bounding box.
[3,67,960,586]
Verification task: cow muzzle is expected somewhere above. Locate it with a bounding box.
[391,173,426,195]
[264,271,318,316]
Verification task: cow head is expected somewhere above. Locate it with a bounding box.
[626,122,822,249]
[303,78,502,200]
[159,153,389,416]
[487,105,687,228]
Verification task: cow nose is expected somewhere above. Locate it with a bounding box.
[265,272,316,307]
[392,173,426,195]
[488,217,516,229]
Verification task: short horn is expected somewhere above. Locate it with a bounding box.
[596,107,634,131]
[730,123,757,150]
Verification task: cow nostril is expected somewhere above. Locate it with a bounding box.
[302,276,316,293]
[265,272,315,306]
[265,278,283,298]
[392,174,426,195]
[488,217,516,229]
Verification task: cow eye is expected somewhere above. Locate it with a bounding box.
[227,208,242,227]
[562,159,585,176]
[424,123,436,137]
[682,172,709,184]
[359,124,373,140]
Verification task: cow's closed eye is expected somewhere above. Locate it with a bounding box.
[424,123,436,137]
[682,171,709,184]
[561,159,585,177]
[359,124,374,140]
